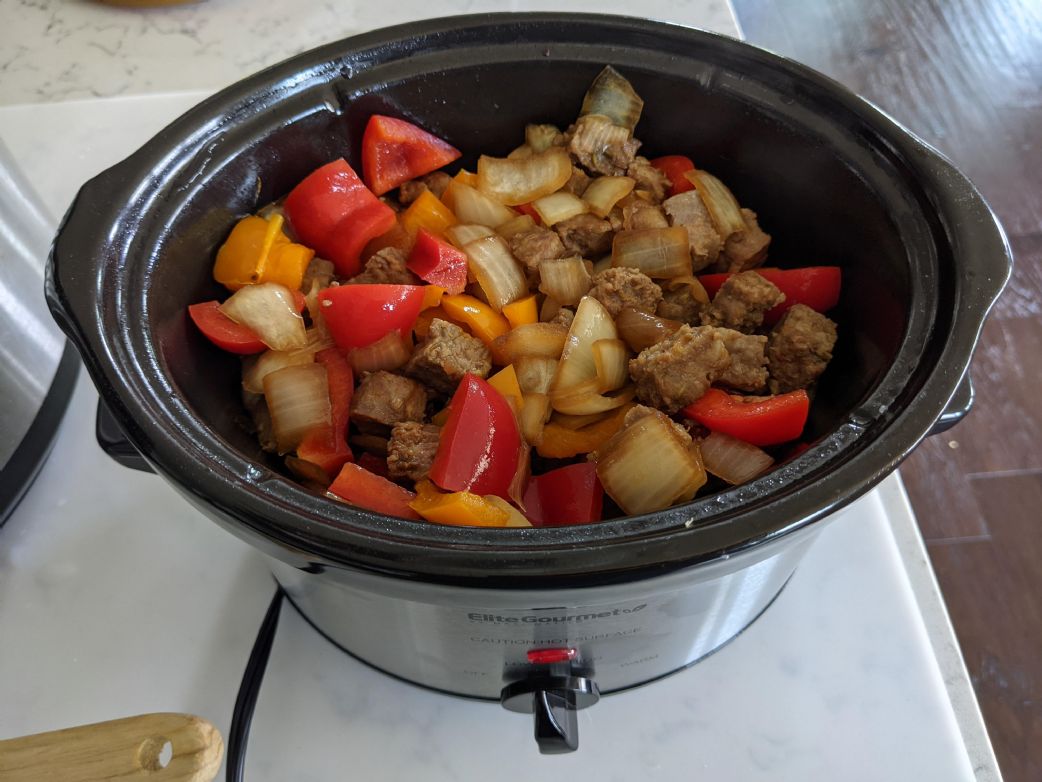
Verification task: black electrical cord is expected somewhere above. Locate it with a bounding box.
[226,586,285,782]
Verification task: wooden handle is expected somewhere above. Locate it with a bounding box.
[0,713,223,781]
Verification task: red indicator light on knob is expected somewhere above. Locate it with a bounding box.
[526,648,577,664]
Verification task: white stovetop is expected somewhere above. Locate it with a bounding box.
[0,2,999,780]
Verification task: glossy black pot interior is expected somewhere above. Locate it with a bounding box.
[47,14,1009,587]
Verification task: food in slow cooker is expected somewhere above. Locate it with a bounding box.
[187,66,841,527]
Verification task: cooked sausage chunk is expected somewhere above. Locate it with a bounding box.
[398,171,452,205]
[568,115,640,176]
[626,157,671,203]
[510,226,566,271]
[350,371,428,431]
[629,325,731,412]
[588,267,662,317]
[767,304,838,393]
[656,287,707,325]
[348,247,418,285]
[404,318,492,395]
[701,271,785,333]
[563,166,591,197]
[387,422,441,482]
[710,328,769,392]
[555,213,614,257]
[720,208,771,273]
[622,198,670,230]
[663,191,723,272]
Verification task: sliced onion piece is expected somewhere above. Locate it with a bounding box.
[582,176,636,218]
[700,430,774,485]
[514,356,559,394]
[519,393,551,446]
[551,381,634,416]
[243,348,315,395]
[484,494,533,527]
[220,282,307,351]
[663,274,710,304]
[263,363,331,454]
[615,307,682,352]
[496,214,537,240]
[538,256,591,306]
[446,223,496,249]
[532,191,588,226]
[491,323,568,366]
[442,181,517,228]
[525,123,563,152]
[348,331,412,373]
[580,65,644,133]
[551,295,618,394]
[595,410,706,515]
[591,255,613,275]
[539,296,563,323]
[509,442,532,509]
[591,338,629,392]
[685,170,747,239]
[478,147,573,206]
[550,409,612,430]
[611,227,692,279]
[507,144,533,160]
[464,235,527,311]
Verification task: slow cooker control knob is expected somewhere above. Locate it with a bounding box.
[500,675,600,754]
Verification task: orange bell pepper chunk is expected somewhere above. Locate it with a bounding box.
[421,285,447,310]
[400,190,458,243]
[488,365,523,416]
[501,294,539,329]
[213,213,315,291]
[409,480,509,527]
[440,294,510,345]
[536,403,635,459]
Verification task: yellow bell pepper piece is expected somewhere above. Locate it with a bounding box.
[400,190,458,242]
[536,403,635,459]
[501,294,539,329]
[213,213,315,291]
[484,495,532,527]
[409,480,509,527]
[441,294,510,345]
[488,365,523,416]
[421,285,447,310]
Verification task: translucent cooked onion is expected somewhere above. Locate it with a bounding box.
[484,494,533,527]
[496,214,537,240]
[580,65,644,133]
[263,363,331,454]
[663,274,710,304]
[490,323,568,366]
[550,409,612,431]
[464,235,528,311]
[595,410,706,515]
[519,393,551,446]
[243,348,315,394]
[551,295,618,393]
[348,331,412,373]
[685,170,747,239]
[538,256,591,306]
[442,181,517,228]
[507,144,533,160]
[446,223,496,249]
[532,191,588,226]
[700,430,774,485]
[582,176,636,218]
[509,442,532,508]
[591,338,629,392]
[615,307,682,352]
[220,282,307,351]
[525,123,563,152]
[478,147,573,206]
[611,227,692,279]
[550,380,635,415]
[514,356,559,394]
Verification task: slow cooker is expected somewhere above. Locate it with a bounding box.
[45,14,1009,753]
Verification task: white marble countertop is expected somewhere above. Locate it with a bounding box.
[0,1,1000,779]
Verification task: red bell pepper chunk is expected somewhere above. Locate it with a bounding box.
[296,348,354,476]
[284,158,396,278]
[699,266,841,325]
[429,374,521,500]
[362,115,462,197]
[328,462,421,519]
[317,284,426,351]
[682,388,810,447]
[522,463,604,527]
[650,155,696,197]
[515,202,542,224]
[407,228,469,294]
[188,291,307,354]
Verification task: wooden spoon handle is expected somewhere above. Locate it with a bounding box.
[0,712,223,782]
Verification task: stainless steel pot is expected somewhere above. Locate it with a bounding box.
[46,14,1009,753]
